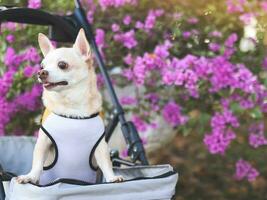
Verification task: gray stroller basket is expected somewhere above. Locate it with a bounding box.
[0,136,178,200]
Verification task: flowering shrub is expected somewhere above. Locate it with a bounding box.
[0,32,43,136]
[0,0,267,183]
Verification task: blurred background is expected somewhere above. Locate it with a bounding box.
[0,0,267,199]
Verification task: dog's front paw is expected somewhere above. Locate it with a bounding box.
[16,174,39,184]
[106,175,124,183]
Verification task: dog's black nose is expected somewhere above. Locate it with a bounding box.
[37,69,49,80]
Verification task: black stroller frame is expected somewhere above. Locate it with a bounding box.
[0,0,148,199]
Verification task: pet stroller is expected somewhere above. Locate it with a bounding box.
[0,1,178,199]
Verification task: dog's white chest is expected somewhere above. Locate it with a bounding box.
[39,112,105,185]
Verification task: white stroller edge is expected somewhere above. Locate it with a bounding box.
[4,165,178,200]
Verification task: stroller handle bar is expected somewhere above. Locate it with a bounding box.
[0,7,77,42]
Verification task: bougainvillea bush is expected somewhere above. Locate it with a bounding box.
[0,0,267,185]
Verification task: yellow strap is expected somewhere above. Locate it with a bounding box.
[41,108,51,124]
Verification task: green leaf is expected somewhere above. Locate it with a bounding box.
[250,107,263,119]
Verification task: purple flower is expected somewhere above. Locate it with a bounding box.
[114,30,137,49]
[98,0,113,9]
[248,122,267,148]
[135,21,144,29]
[111,23,120,32]
[123,53,133,65]
[144,93,160,111]
[4,47,24,69]
[234,159,259,182]
[86,0,96,23]
[182,31,192,39]
[187,17,199,24]
[23,47,41,63]
[6,34,15,43]
[117,0,138,7]
[122,69,134,81]
[154,40,172,58]
[1,22,17,31]
[130,51,161,85]
[167,56,200,97]
[191,29,199,36]
[95,28,106,47]
[144,10,157,30]
[0,98,14,136]
[249,133,267,148]
[226,0,245,13]
[132,115,148,132]
[144,9,164,30]
[14,84,42,111]
[209,43,221,52]
[225,33,238,48]
[123,15,132,25]
[209,30,222,38]
[23,65,38,78]
[204,128,236,155]
[28,0,42,9]
[96,74,105,89]
[172,12,183,20]
[144,93,159,104]
[239,13,256,25]
[204,109,239,155]
[87,10,94,23]
[143,54,158,70]
[162,101,188,127]
[208,58,235,92]
[132,56,146,85]
[162,70,176,85]
[223,47,236,59]
[154,9,164,17]
[239,98,254,109]
[0,69,15,97]
[99,0,138,10]
[261,1,267,12]
[211,109,240,129]
[120,96,137,105]
[4,47,16,67]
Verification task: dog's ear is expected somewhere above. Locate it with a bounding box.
[38,33,55,57]
[73,28,92,61]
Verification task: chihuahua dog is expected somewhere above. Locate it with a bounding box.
[16,29,123,184]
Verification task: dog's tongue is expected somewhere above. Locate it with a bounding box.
[43,82,55,89]
[44,82,52,86]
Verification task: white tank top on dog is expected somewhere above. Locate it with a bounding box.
[39,112,105,185]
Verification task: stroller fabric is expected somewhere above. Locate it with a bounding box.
[4,165,177,200]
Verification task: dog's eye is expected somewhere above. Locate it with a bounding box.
[58,61,68,70]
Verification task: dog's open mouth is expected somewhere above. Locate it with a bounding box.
[43,81,68,89]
